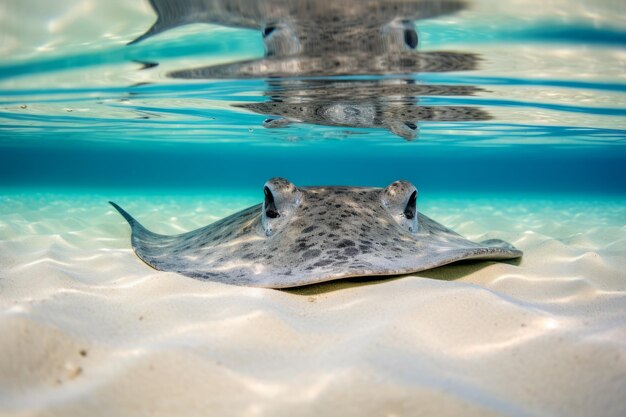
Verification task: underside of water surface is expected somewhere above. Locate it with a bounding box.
[0,0,624,194]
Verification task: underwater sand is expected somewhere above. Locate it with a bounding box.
[0,192,625,417]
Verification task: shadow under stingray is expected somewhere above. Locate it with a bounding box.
[284,257,522,296]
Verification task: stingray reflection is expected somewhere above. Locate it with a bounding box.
[131,0,477,78]
[236,79,491,140]
[131,0,466,46]
[127,1,489,140]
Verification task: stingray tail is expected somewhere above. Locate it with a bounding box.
[109,201,155,238]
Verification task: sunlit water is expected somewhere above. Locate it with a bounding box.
[0,1,625,416]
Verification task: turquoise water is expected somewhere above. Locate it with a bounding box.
[0,1,624,195]
[2,3,626,415]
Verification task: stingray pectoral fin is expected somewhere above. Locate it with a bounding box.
[469,239,523,260]
[110,201,196,273]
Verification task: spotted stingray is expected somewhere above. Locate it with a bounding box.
[130,0,474,78]
[110,178,521,288]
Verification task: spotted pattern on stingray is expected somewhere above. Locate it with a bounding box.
[111,178,522,288]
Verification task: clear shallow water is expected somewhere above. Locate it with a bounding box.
[1,2,626,415]
[1,189,625,416]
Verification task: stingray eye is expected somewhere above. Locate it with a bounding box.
[262,178,302,236]
[404,190,417,219]
[264,186,280,218]
[262,22,301,57]
[382,180,419,233]
[381,19,418,52]
[404,27,418,49]
[263,26,276,38]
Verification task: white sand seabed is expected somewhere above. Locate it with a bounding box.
[0,192,625,417]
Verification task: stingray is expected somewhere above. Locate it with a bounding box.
[234,79,490,140]
[167,51,479,79]
[129,0,465,47]
[237,80,490,140]
[241,103,491,141]
[111,178,521,288]
[129,0,475,78]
